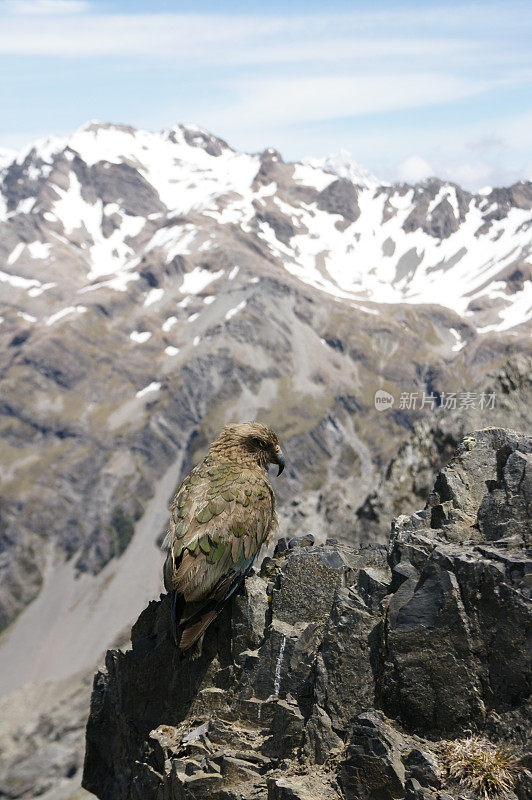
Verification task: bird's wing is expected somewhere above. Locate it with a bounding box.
[163,456,274,605]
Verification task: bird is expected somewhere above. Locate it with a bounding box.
[162,422,285,653]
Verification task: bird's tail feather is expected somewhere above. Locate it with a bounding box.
[170,571,248,653]
[177,609,218,652]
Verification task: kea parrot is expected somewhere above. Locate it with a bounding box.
[162,422,285,653]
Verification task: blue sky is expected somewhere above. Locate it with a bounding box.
[0,0,530,188]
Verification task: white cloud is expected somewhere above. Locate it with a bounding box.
[397,156,434,183]
[0,7,523,68]
[199,73,490,133]
[2,0,90,14]
[0,13,295,55]
[442,161,494,186]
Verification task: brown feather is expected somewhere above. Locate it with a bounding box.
[178,609,218,652]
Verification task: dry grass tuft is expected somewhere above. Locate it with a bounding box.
[441,735,520,799]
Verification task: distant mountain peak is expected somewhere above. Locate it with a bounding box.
[305,148,381,188]
[79,120,138,136]
[0,146,16,170]
[164,123,233,156]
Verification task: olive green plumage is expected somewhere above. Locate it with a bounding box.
[162,422,285,652]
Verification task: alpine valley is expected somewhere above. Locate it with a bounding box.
[0,122,530,799]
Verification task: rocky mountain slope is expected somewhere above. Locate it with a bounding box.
[1,120,530,640]
[82,427,531,800]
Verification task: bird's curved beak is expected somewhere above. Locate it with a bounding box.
[273,447,285,476]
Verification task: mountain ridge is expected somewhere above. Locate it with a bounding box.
[1,119,530,331]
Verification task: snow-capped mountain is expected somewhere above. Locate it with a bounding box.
[0,147,16,171]
[1,120,530,334]
[305,148,381,190]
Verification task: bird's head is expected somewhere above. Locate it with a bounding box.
[211,422,285,475]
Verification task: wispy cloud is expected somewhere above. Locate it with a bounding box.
[2,0,90,14]
[202,73,492,131]
[0,6,526,66]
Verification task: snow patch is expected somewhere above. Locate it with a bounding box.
[78,272,140,293]
[225,299,247,320]
[144,287,164,307]
[17,311,37,322]
[7,243,25,266]
[46,306,87,326]
[0,269,40,291]
[16,197,35,216]
[180,267,224,294]
[27,241,51,260]
[66,123,259,216]
[162,316,177,332]
[292,163,335,192]
[136,382,161,399]
[29,282,56,297]
[0,146,15,169]
[130,330,152,343]
[449,327,466,352]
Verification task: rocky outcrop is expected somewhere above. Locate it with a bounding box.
[354,355,532,542]
[83,427,532,800]
[317,178,360,222]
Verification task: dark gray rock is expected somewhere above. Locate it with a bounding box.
[82,540,386,800]
[477,448,532,544]
[302,705,343,764]
[74,158,165,217]
[380,559,487,732]
[404,778,440,800]
[339,711,406,800]
[382,428,531,735]
[317,178,360,222]
[515,768,532,800]
[176,124,231,157]
[254,206,296,244]
[314,586,379,733]
[404,748,441,788]
[231,573,269,660]
[262,698,305,758]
